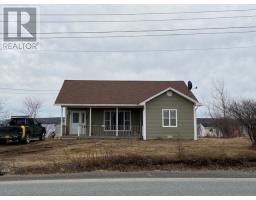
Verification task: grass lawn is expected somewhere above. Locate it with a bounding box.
[0,137,256,174]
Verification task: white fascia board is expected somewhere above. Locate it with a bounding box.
[139,87,200,106]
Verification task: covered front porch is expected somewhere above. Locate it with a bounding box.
[60,106,143,138]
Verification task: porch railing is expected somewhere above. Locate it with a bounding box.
[71,125,142,138]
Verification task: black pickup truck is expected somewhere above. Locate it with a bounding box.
[0,117,46,144]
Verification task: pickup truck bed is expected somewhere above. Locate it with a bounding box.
[0,117,46,144]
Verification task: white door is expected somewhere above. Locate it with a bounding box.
[70,111,86,135]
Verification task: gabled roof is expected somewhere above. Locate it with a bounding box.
[55,80,198,105]
[197,118,217,127]
[197,118,241,127]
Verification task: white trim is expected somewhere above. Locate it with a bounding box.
[162,109,178,128]
[64,107,67,127]
[139,87,200,106]
[142,105,146,140]
[103,110,132,132]
[60,107,63,137]
[116,107,118,137]
[89,107,92,137]
[55,103,140,107]
[193,105,198,141]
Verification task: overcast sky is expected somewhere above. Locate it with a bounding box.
[0,4,256,118]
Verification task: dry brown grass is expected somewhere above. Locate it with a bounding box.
[0,137,256,174]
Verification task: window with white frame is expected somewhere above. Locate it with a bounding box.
[162,109,177,127]
[104,111,131,131]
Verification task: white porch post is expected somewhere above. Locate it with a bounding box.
[89,107,92,137]
[78,125,80,137]
[60,106,63,137]
[64,107,67,127]
[116,107,118,137]
[193,105,198,141]
[142,105,146,140]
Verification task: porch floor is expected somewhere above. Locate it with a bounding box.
[61,135,142,139]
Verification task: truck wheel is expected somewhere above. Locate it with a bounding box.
[39,132,46,141]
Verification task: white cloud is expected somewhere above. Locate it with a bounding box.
[0,4,256,117]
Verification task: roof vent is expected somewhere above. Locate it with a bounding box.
[166,91,173,97]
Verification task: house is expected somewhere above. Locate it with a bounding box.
[55,80,200,140]
[197,118,245,138]
[197,118,222,137]
[36,117,61,138]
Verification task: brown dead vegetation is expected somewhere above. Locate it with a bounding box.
[0,137,256,175]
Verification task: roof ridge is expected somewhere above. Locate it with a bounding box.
[64,80,185,82]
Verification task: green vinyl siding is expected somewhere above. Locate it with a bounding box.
[146,91,194,139]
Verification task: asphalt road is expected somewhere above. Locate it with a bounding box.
[1,177,256,195]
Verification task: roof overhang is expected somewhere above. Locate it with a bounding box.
[54,103,142,107]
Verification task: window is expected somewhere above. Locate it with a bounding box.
[162,109,177,127]
[33,119,39,125]
[72,113,79,123]
[104,111,131,131]
[9,118,26,126]
[118,111,131,130]
[104,111,116,130]
[27,119,34,125]
[81,113,85,124]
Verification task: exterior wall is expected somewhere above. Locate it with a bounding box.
[146,91,195,139]
[65,107,142,137]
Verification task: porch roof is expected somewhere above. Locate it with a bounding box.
[55,80,198,105]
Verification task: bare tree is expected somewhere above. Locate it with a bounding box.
[22,97,42,118]
[0,100,4,120]
[0,99,8,121]
[208,79,229,118]
[229,99,256,146]
[207,79,240,137]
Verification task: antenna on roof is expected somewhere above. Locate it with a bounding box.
[187,81,198,94]
[188,81,193,91]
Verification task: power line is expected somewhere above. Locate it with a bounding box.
[2,14,256,23]
[3,25,256,35]
[18,44,256,54]
[1,29,255,40]
[1,29,256,40]
[31,29,256,39]
[0,87,58,92]
[1,7,256,16]
[0,92,57,95]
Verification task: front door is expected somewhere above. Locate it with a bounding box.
[70,111,86,135]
